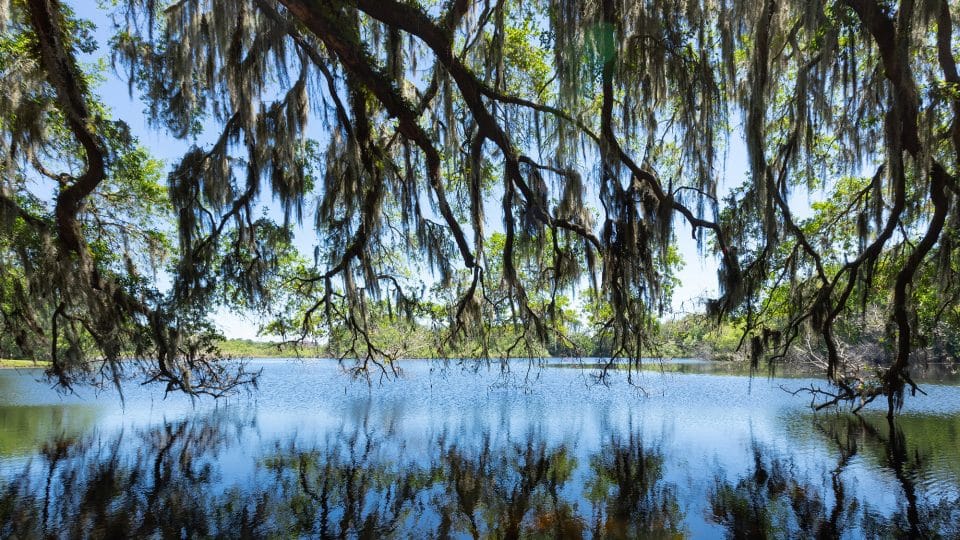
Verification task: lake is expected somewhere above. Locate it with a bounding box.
[1,358,959,538]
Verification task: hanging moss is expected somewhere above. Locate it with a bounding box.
[1,0,959,412]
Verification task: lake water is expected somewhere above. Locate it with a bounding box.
[1,358,959,538]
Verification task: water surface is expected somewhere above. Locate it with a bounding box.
[1,359,959,538]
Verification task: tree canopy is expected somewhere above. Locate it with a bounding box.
[1,0,958,415]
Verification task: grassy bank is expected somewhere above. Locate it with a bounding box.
[0,359,49,369]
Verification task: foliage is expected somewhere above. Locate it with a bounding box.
[0,0,259,395]
[658,315,748,361]
[215,339,292,358]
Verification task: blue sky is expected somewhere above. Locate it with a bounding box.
[79,3,774,340]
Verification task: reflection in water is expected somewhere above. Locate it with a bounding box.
[0,413,686,538]
[3,357,960,538]
[3,411,959,538]
[709,442,856,538]
[0,412,254,538]
[268,433,602,538]
[586,433,683,538]
[847,414,960,538]
[0,405,99,457]
[709,414,960,539]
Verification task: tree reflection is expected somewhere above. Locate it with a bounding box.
[0,405,99,457]
[843,414,960,538]
[709,443,850,539]
[0,415,683,538]
[586,432,684,538]
[709,414,960,539]
[261,428,430,537]
[0,411,256,538]
[5,410,959,538]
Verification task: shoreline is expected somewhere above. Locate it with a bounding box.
[0,359,50,369]
[0,355,731,368]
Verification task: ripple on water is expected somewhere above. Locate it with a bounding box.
[0,358,958,538]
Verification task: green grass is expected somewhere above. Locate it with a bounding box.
[2,340,298,367]
[0,358,49,369]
